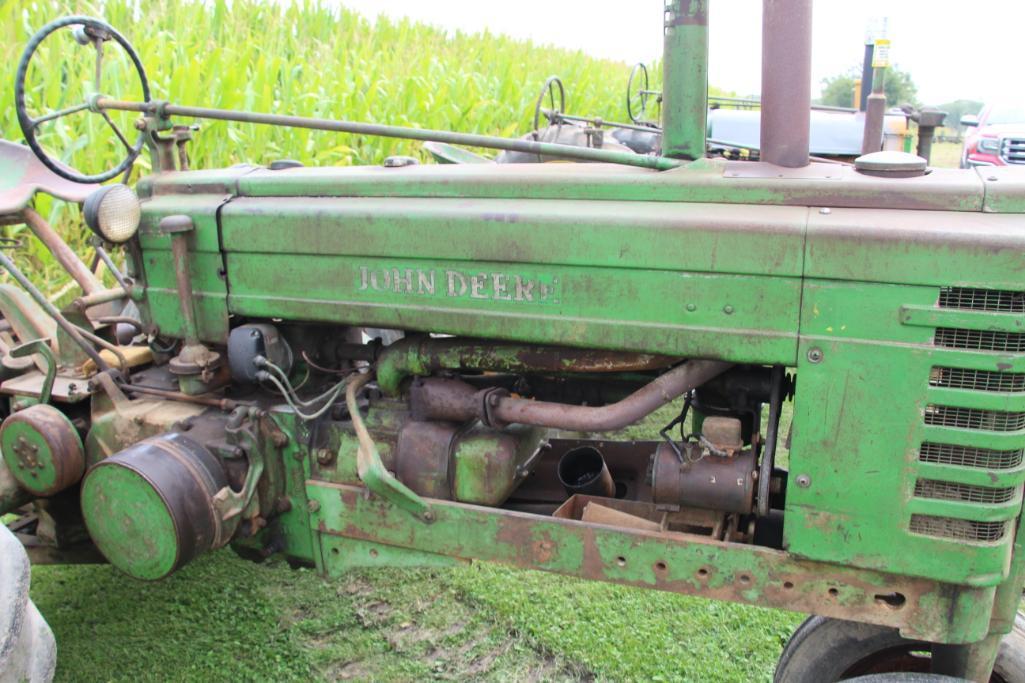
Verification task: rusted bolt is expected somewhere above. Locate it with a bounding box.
[806,348,823,364]
[722,305,734,315]
[316,448,336,466]
[307,500,320,513]
[795,474,811,488]
[686,303,697,312]
[422,510,435,522]
[134,117,147,131]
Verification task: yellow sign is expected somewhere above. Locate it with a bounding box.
[873,38,891,68]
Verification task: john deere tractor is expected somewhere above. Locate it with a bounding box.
[2,3,1024,681]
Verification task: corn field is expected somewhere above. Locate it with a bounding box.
[0,0,732,292]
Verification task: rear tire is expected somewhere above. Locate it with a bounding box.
[0,522,56,683]
[774,615,1025,683]
[840,672,967,676]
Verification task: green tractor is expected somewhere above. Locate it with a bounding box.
[3,3,1025,681]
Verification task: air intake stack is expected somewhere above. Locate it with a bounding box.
[661,1,709,160]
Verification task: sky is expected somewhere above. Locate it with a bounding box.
[335,0,1019,106]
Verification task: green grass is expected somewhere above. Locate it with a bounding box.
[32,550,802,682]
[929,141,963,169]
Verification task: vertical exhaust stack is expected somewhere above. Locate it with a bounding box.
[661,0,709,160]
[760,0,812,167]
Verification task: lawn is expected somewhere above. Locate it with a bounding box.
[32,546,801,682]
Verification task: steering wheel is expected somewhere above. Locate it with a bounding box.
[626,63,660,125]
[532,76,566,134]
[15,16,151,184]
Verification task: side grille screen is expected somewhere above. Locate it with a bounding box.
[924,405,1025,432]
[919,442,1025,470]
[913,479,1017,504]
[929,367,1025,393]
[909,515,1007,542]
[938,287,1025,313]
[934,328,1025,353]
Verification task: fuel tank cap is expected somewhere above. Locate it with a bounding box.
[854,151,928,178]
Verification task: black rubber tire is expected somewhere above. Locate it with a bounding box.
[844,672,963,676]
[774,615,1025,683]
[0,523,56,682]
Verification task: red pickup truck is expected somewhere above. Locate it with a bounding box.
[960,103,1025,167]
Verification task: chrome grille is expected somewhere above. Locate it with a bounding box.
[1001,137,1025,165]
[909,515,1007,542]
[924,405,1025,432]
[919,442,1025,470]
[913,479,1017,504]
[938,287,1025,313]
[929,367,1025,393]
[934,328,1025,353]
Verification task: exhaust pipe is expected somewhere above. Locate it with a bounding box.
[558,446,615,498]
[760,0,812,167]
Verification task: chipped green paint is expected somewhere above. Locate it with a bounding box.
[786,279,1025,587]
[80,463,180,580]
[305,481,993,644]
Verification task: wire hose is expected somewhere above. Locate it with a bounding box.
[256,359,351,421]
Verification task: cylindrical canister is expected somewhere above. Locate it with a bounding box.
[651,442,756,514]
[557,446,615,498]
[81,432,228,580]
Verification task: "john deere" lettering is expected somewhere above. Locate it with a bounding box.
[357,266,559,304]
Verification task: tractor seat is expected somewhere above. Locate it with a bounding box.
[0,140,99,217]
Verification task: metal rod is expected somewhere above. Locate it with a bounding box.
[546,111,660,134]
[96,98,682,171]
[861,66,887,155]
[73,287,126,312]
[22,208,102,295]
[122,383,244,410]
[760,0,812,168]
[710,96,855,114]
[661,1,709,160]
[170,233,201,347]
[30,102,91,128]
[411,360,732,432]
[859,40,874,112]
[0,251,110,373]
[92,241,132,294]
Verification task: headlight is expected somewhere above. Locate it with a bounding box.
[83,184,141,243]
[977,137,1001,154]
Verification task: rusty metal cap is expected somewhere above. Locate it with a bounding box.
[854,151,928,178]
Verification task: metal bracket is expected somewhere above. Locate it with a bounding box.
[9,339,55,404]
[212,418,265,544]
[345,371,432,522]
